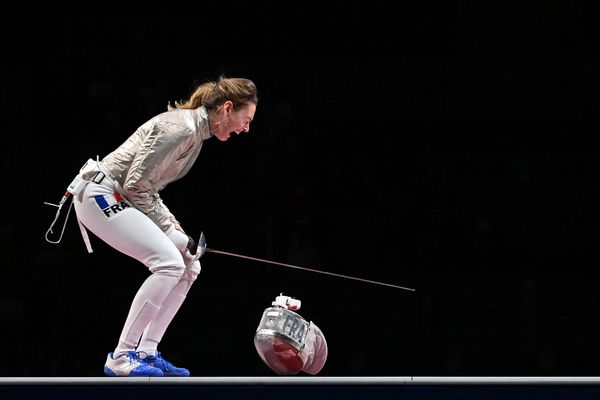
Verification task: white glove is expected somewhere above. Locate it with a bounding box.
[166,228,204,267]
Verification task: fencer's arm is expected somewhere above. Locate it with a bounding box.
[122,123,193,232]
[169,215,184,233]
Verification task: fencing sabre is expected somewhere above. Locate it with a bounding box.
[203,244,415,292]
[189,232,414,291]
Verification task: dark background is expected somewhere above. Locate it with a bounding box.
[1,3,600,376]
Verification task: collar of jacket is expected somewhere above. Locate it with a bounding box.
[193,106,214,140]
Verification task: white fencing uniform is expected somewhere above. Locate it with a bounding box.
[69,106,212,357]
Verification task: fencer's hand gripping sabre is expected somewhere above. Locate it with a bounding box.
[188,232,415,292]
[185,231,206,262]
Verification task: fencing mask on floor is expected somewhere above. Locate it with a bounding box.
[254,294,328,375]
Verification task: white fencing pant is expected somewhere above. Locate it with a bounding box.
[74,180,195,356]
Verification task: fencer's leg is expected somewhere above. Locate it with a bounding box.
[73,183,185,356]
[113,267,183,356]
[137,261,200,355]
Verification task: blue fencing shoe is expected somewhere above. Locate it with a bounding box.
[104,352,164,377]
[140,352,190,377]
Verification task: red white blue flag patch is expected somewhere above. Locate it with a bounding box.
[94,193,131,217]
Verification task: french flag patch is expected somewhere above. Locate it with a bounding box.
[94,193,131,218]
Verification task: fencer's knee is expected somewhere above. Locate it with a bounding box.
[143,233,188,278]
[150,263,185,278]
[147,253,186,278]
[152,263,186,278]
[182,260,201,282]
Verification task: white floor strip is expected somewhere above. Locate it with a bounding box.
[1,377,600,385]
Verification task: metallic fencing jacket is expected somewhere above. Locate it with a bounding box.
[101,106,212,232]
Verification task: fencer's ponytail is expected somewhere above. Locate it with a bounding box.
[168,76,258,112]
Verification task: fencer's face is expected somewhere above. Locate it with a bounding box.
[213,102,256,141]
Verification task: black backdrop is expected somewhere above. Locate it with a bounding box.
[2,3,600,376]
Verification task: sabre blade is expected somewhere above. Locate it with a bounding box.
[205,248,415,292]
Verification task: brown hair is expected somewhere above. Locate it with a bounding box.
[168,76,258,112]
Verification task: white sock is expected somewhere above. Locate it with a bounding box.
[136,276,194,356]
[114,272,180,358]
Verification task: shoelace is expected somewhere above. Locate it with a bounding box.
[126,351,150,366]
